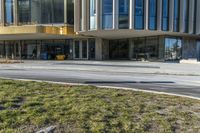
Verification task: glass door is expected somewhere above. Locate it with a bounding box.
[74,40,80,59]
[73,40,88,59]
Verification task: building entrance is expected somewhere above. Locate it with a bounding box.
[74,40,88,59]
[109,39,129,60]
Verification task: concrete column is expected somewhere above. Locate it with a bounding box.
[196,0,200,34]
[113,0,119,29]
[14,0,18,25]
[95,38,103,60]
[74,0,80,32]
[96,0,101,30]
[129,0,133,29]
[1,0,5,26]
[169,0,174,31]
[37,42,41,59]
[157,0,162,31]
[86,0,90,30]
[188,0,195,34]
[64,0,67,24]
[129,39,133,59]
[82,0,87,31]
[144,0,149,30]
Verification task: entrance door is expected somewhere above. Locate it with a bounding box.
[74,40,88,59]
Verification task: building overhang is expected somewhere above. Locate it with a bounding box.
[0,25,84,40]
[78,29,200,40]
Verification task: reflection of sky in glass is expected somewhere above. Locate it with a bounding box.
[102,0,113,29]
[5,0,13,24]
[135,0,144,29]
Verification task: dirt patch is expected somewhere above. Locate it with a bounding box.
[0,60,23,64]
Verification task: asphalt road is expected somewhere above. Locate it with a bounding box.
[0,61,200,98]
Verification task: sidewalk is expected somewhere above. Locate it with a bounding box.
[0,60,200,76]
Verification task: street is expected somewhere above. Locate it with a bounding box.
[0,60,200,98]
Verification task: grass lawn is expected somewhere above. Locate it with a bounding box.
[0,80,200,133]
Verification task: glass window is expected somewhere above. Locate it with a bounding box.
[134,0,144,29]
[148,0,157,30]
[0,0,2,24]
[67,0,74,25]
[118,0,129,29]
[5,0,14,25]
[173,0,180,32]
[162,0,169,31]
[183,0,189,33]
[18,0,64,24]
[18,0,30,24]
[89,0,97,30]
[165,38,182,60]
[102,0,113,29]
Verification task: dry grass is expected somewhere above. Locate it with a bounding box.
[0,79,199,133]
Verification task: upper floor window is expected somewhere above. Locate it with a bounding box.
[134,0,144,29]
[89,0,97,30]
[118,0,129,29]
[183,0,189,33]
[102,0,113,29]
[173,0,180,32]
[162,0,169,31]
[148,0,157,30]
[5,0,14,25]
[18,0,64,24]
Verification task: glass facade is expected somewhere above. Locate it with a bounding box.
[67,0,74,25]
[5,0,14,25]
[0,0,2,24]
[193,0,197,34]
[89,0,96,30]
[162,0,169,31]
[18,0,64,24]
[173,0,180,32]
[134,0,144,29]
[165,38,182,60]
[118,0,129,29]
[148,0,157,30]
[183,0,189,33]
[102,0,113,29]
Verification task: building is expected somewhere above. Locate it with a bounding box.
[0,0,200,62]
[74,0,200,62]
[0,0,93,60]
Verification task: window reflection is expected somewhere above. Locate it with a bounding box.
[5,0,14,25]
[135,0,144,29]
[18,0,65,24]
[90,0,97,30]
[119,0,129,29]
[183,0,189,33]
[148,0,157,30]
[165,38,182,61]
[173,0,180,32]
[102,0,113,29]
[162,0,169,31]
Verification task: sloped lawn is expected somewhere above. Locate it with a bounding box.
[0,79,199,133]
